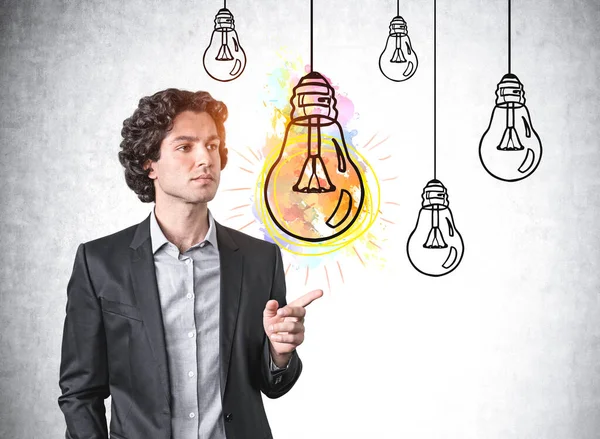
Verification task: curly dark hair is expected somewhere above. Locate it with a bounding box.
[118,88,228,203]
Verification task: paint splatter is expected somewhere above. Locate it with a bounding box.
[225,51,399,286]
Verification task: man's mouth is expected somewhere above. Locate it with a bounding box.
[191,174,213,181]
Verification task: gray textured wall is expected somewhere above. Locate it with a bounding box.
[1,0,599,438]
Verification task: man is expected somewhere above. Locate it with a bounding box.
[58,89,322,439]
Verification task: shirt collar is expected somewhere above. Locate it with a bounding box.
[150,208,219,254]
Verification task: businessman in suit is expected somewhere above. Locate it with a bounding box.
[58,89,322,439]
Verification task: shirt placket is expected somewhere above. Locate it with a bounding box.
[178,250,200,438]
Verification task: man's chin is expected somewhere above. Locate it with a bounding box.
[185,197,216,205]
[187,190,218,205]
[158,186,219,206]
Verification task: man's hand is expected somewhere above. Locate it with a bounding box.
[263,289,323,368]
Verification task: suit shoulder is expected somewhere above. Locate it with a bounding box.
[81,222,140,256]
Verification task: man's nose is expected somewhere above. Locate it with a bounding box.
[194,145,213,167]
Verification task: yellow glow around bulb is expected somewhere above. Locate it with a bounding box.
[255,139,380,258]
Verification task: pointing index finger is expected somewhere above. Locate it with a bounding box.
[289,289,324,308]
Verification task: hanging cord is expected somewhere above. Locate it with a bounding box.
[310,0,314,72]
[508,0,511,73]
[433,0,437,179]
[224,0,226,9]
[397,0,399,16]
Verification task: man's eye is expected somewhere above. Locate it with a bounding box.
[177,144,190,151]
[208,144,219,151]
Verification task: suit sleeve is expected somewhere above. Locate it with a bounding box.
[260,244,303,399]
[58,243,110,439]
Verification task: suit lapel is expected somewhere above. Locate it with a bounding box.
[216,222,243,399]
[129,216,171,406]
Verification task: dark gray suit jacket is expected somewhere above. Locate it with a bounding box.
[58,216,302,439]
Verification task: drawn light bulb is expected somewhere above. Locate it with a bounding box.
[264,71,365,242]
[379,16,418,82]
[479,73,542,181]
[407,180,464,276]
[203,7,247,82]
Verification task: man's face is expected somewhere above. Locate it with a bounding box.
[147,111,222,206]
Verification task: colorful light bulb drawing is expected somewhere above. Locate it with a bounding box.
[263,0,367,243]
[479,0,542,181]
[406,0,464,277]
[203,2,247,82]
[379,1,418,82]
[252,55,382,265]
[407,180,464,276]
[263,71,365,242]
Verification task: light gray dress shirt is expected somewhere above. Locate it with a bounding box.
[150,210,225,439]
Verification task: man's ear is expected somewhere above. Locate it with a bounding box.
[143,160,156,179]
[220,147,228,170]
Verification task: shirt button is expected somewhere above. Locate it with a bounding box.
[186,293,193,299]
[188,331,195,338]
[185,259,192,265]
[188,371,194,377]
[189,412,195,419]
[200,242,206,248]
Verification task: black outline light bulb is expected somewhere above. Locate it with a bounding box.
[203,3,247,82]
[479,0,542,181]
[406,0,464,276]
[379,1,418,82]
[479,74,542,181]
[406,180,464,276]
[264,72,366,242]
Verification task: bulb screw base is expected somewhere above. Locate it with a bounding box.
[495,73,526,108]
[421,179,449,209]
[214,8,235,30]
[389,16,408,36]
[290,72,338,124]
